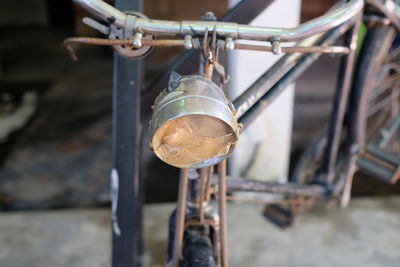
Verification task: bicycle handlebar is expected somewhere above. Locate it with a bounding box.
[73,0,364,42]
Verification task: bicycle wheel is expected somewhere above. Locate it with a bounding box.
[350,25,400,152]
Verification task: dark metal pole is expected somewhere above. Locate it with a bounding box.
[112,0,143,266]
[321,18,361,181]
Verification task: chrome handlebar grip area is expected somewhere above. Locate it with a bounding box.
[73,0,364,42]
[236,0,364,41]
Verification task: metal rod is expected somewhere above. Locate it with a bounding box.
[378,115,400,148]
[322,18,362,181]
[369,73,400,101]
[367,90,400,117]
[234,43,350,54]
[233,34,322,118]
[63,37,186,61]
[205,166,214,201]
[64,37,185,47]
[226,177,326,197]
[64,36,349,62]
[218,160,229,267]
[63,37,132,61]
[172,168,189,267]
[63,37,350,61]
[198,167,208,223]
[73,0,363,42]
[203,29,215,81]
[339,153,358,207]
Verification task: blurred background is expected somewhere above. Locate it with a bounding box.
[0,0,399,266]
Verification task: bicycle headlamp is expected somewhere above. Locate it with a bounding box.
[149,73,239,169]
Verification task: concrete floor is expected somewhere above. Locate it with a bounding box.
[1,197,399,267]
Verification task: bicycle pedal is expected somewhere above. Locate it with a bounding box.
[357,147,400,184]
[263,204,294,229]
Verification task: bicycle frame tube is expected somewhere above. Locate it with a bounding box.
[235,17,357,129]
[322,18,362,181]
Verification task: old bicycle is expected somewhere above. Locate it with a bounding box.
[65,0,399,266]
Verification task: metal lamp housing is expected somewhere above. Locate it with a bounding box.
[149,74,239,169]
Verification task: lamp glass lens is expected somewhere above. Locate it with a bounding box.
[152,114,235,168]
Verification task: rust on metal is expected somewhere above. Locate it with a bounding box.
[63,37,185,61]
[63,36,349,63]
[234,42,350,54]
[172,168,189,267]
[226,177,326,197]
[205,166,214,201]
[217,160,228,267]
[198,167,208,224]
[63,37,133,61]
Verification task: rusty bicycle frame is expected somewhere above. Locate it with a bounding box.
[65,0,400,266]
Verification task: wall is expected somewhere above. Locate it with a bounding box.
[228,0,301,183]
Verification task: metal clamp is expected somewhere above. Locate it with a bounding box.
[183,35,193,50]
[271,40,282,55]
[108,11,153,59]
[82,17,110,35]
[225,37,234,51]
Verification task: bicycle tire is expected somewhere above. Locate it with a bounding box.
[350,25,399,151]
[180,231,216,267]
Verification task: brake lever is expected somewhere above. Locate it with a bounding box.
[82,17,110,35]
[64,11,154,60]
